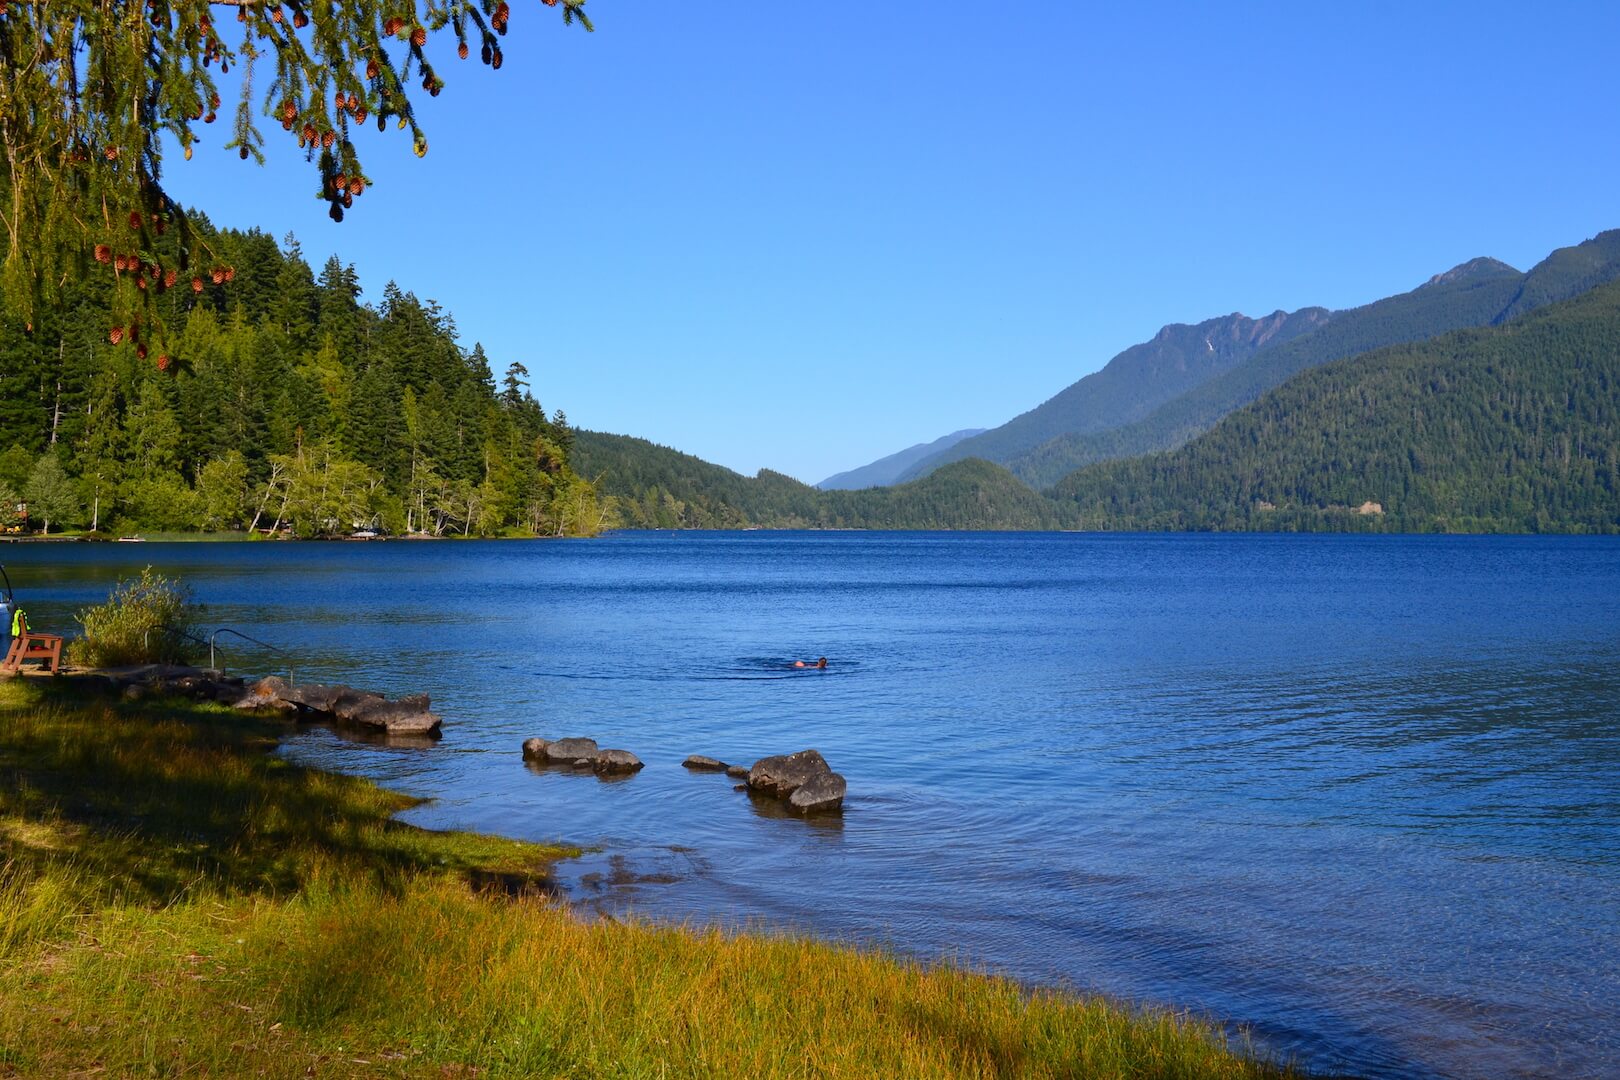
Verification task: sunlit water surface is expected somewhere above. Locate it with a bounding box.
[8,532,1618,1079]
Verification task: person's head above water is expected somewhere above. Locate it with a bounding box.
[816,657,828,668]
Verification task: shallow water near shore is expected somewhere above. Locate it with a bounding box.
[8,531,1618,1079]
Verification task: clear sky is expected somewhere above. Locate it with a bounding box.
[159,1,1620,484]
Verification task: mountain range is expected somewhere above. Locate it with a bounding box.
[577,227,1620,534]
[817,429,985,490]
[871,230,1620,488]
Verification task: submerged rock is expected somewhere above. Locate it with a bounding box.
[725,764,750,779]
[747,749,831,798]
[594,749,645,775]
[683,755,728,771]
[788,772,846,814]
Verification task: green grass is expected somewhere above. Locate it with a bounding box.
[0,678,1303,1078]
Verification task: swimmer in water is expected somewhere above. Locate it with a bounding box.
[793,657,829,669]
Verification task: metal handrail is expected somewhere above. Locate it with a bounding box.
[208,627,292,683]
[135,624,292,683]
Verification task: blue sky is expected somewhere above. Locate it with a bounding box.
[161,2,1620,484]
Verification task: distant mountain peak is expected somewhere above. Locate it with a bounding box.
[1420,257,1519,290]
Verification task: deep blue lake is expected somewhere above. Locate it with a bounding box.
[5,532,1617,1079]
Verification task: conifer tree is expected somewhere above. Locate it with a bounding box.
[0,1,592,357]
[23,451,79,534]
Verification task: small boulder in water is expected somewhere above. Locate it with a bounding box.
[788,772,846,814]
[545,737,599,764]
[683,755,728,771]
[725,764,750,779]
[522,738,549,761]
[595,749,645,775]
[747,749,831,798]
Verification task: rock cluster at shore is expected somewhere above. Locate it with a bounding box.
[526,744,846,813]
[522,736,645,775]
[237,675,442,736]
[677,748,847,814]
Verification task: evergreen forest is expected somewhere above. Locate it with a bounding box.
[0,219,609,538]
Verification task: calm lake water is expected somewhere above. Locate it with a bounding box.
[5,532,1618,1079]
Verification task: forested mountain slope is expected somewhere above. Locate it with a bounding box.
[575,431,1064,529]
[898,307,1332,482]
[1014,230,1620,488]
[1050,278,1620,533]
[0,220,606,537]
[818,428,985,490]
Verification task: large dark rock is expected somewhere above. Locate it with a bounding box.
[682,755,728,771]
[594,749,644,775]
[344,698,442,736]
[236,676,440,736]
[788,772,846,814]
[545,737,599,763]
[747,749,831,798]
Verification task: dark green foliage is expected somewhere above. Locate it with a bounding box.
[575,432,1068,530]
[1051,280,1620,533]
[0,222,604,538]
[1009,232,1620,487]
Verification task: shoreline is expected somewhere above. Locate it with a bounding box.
[0,673,1306,1078]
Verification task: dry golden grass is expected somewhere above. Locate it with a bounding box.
[0,679,1300,1079]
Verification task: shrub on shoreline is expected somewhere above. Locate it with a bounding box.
[70,567,205,667]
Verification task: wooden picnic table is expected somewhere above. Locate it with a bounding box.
[2,632,64,675]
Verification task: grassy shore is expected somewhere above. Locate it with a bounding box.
[0,679,1301,1079]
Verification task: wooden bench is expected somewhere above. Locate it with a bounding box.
[1,632,64,675]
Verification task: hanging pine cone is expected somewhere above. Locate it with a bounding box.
[294,11,309,29]
[191,278,204,293]
[335,91,347,109]
[281,100,297,121]
[164,269,178,288]
[491,48,503,69]
[270,6,283,22]
[458,41,469,60]
[157,355,172,372]
[136,343,148,360]
[348,176,363,195]
[109,326,124,345]
[211,268,225,284]
[366,58,380,79]
[205,112,217,124]
[322,130,336,148]
[224,267,236,282]
[355,106,368,123]
[411,26,426,47]
[114,254,129,271]
[136,275,147,290]
[94,244,111,263]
